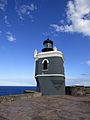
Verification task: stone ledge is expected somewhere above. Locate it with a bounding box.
[0,91,42,103]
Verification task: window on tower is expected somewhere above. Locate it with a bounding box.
[42,59,49,70]
[43,60,48,69]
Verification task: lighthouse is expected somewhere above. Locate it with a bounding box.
[34,38,65,95]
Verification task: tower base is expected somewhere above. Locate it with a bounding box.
[36,76,65,95]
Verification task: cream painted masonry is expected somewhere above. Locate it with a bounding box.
[35,74,65,77]
[34,50,64,61]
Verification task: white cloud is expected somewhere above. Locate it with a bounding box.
[16,3,37,20]
[4,15,11,26]
[50,0,90,37]
[42,32,51,36]
[81,60,90,66]
[6,32,16,42]
[50,24,74,32]
[0,0,7,11]
[66,78,90,86]
[86,60,90,66]
[0,78,36,86]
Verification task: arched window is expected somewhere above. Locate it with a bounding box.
[43,60,48,69]
[42,59,49,70]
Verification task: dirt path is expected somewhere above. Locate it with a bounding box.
[0,95,90,120]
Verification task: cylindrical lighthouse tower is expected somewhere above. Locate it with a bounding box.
[34,38,65,95]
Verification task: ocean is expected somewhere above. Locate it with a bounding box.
[0,86,36,96]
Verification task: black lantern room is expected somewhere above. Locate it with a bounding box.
[42,38,53,52]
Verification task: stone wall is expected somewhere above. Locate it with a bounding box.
[0,91,42,103]
[85,87,90,95]
[66,86,90,96]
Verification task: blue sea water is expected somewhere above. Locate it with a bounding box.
[0,86,36,96]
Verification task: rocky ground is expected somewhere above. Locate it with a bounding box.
[0,95,90,120]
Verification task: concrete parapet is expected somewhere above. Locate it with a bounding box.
[65,86,90,96]
[0,91,42,103]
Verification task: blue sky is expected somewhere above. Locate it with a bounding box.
[0,0,90,86]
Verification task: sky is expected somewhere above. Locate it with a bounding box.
[0,0,90,86]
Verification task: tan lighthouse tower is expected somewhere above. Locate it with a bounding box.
[34,38,65,95]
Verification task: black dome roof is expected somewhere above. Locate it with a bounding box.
[43,38,53,45]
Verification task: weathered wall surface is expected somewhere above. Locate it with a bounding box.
[35,57,64,75]
[66,86,90,96]
[0,91,42,103]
